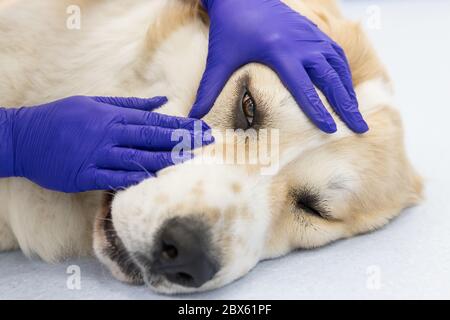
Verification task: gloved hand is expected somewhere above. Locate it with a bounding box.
[190,0,368,134]
[0,96,211,193]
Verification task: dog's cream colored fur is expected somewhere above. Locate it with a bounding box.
[0,0,422,293]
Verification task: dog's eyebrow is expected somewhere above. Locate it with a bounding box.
[328,179,346,191]
[328,176,355,193]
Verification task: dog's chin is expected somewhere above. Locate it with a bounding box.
[142,273,220,295]
[142,273,192,295]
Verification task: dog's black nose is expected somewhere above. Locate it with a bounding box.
[151,217,219,288]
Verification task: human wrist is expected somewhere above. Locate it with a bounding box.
[0,107,17,178]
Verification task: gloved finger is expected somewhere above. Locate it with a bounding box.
[91,96,168,111]
[137,112,212,131]
[326,45,357,100]
[275,59,337,133]
[305,56,368,133]
[326,44,361,108]
[326,54,368,133]
[92,169,153,191]
[118,107,211,131]
[98,148,186,173]
[92,95,204,130]
[189,60,233,119]
[113,125,181,150]
[328,44,367,126]
[113,125,213,151]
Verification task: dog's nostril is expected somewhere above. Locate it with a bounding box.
[162,242,178,260]
[152,217,219,288]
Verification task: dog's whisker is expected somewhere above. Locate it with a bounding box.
[130,160,153,178]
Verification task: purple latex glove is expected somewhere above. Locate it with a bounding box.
[0,96,211,193]
[190,0,368,134]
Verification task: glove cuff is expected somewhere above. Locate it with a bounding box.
[0,108,16,178]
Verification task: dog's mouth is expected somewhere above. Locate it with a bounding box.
[94,194,221,292]
[94,194,144,285]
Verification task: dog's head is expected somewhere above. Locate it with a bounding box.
[93,1,422,294]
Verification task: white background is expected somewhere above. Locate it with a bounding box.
[1,0,449,299]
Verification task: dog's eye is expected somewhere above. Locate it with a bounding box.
[296,199,324,218]
[242,90,256,126]
[291,187,330,219]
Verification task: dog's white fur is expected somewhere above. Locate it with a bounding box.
[0,0,422,294]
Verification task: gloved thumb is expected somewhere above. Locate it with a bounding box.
[92,96,168,111]
[189,60,232,119]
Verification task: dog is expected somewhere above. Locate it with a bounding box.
[0,0,422,294]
